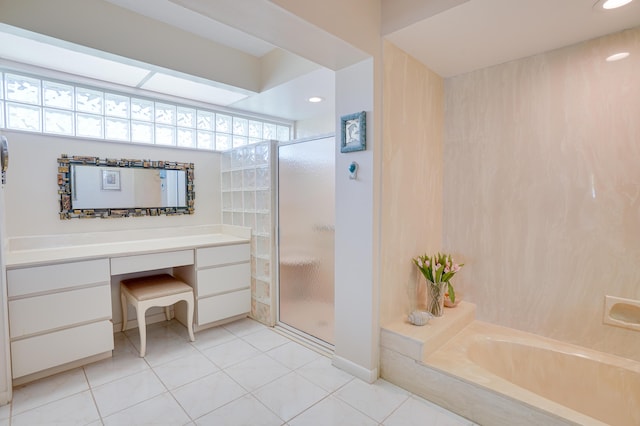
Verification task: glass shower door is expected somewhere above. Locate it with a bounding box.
[278,136,335,345]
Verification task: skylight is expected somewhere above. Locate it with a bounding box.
[0,24,252,107]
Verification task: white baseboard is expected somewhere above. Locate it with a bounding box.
[332,355,378,383]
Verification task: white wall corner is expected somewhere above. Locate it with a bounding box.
[332,354,379,384]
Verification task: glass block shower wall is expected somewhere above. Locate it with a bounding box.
[221,141,276,325]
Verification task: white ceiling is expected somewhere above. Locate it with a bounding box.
[1,0,639,122]
[102,0,640,79]
[102,0,275,57]
[0,25,253,107]
[385,0,640,77]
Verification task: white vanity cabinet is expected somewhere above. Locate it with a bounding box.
[181,243,251,327]
[6,259,113,380]
[4,227,251,384]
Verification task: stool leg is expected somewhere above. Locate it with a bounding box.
[137,307,147,358]
[186,298,195,342]
[120,291,128,332]
[164,306,171,321]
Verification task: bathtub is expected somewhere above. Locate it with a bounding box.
[423,321,640,426]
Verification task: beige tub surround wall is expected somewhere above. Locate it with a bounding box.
[443,28,640,361]
[380,41,444,326]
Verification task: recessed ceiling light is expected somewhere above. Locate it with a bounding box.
[595,0,634,10]
[308,96,324,103]
[606,52,630,61]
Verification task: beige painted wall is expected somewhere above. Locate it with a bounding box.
[443,28,640,361]
[380,41,444,326]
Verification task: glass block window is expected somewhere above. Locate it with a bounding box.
[105,93,129,118]
[216,134,232,151]
[43,81,73,110]
[155,102,176,125]
[132,121,153,143]
[177,107,195,128]
[131,98,154,121]
[7,102,40,131]
[76,113,103,138]
[0,69,292,151]
[177,128,196,148]
[105,117,130,141]
[197,110,214,130]
[197,131,213,149]
[6,73,40,105]
[263,122,277,140]
[155,124,176,146]
[216,114,232,133]
[76,87,103,115]
[277,125,290,141]
[44,108,74,135]
[233,117,248,136]
[248,120,262,138]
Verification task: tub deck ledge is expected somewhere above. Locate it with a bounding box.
[380,301,476,361]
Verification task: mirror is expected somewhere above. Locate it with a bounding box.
[57,155,195,219]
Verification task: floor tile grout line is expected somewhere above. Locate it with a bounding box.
[330,379,412,425]
[81,366,104,425]
[281,389,339,424]
[99,390,181,425]
[145,354,195,423]
[188,391,254,424]
[377,393,412,425]
[89,369,168,422]
[10,371,91,418]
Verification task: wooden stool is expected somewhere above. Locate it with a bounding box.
[120,274,195,357]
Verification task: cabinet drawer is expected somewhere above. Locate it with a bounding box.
[11,320,114,378]
[197,290,250,325]
[110,250,194,275]
[196,244,249,268]
[197,263,250,298]
[7,259,110,298]
[9,284,112,338]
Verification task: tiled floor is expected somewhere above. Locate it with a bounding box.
[0,318,475,425]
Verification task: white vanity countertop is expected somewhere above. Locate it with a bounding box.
[5,225,251,268]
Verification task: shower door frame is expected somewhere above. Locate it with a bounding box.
[274,134,335,352]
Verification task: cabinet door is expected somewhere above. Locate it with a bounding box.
[196,244,249,268]
[7,259,109,297]
[11,321,113,378]
[197,290,251,325]
[9,285,111,338]
[196,263,250,298]
[110,250,193,275]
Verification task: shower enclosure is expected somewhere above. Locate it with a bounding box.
[277,136,335,345]
[221,136,335,346]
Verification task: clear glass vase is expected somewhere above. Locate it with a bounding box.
[427,281,447,317]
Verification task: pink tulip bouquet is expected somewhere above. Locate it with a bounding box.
[413,253,463,303]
